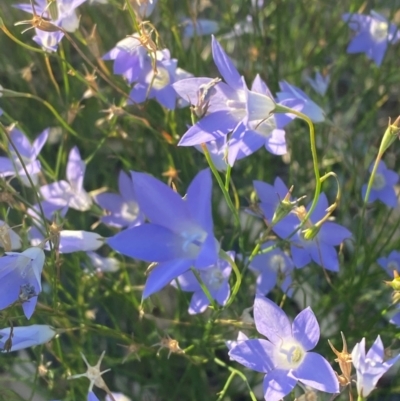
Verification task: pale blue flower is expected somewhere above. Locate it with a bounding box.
[352,336,400,397]
[0,324,55,352]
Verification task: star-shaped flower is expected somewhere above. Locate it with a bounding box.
[107,168,219,299]
[352,336,400,397]
[0,125,48,187]
[273,193,351,271]
[229,295,339,401]
[362,160,398,207]
[342,11,400,66]
[68,351,111,392]
[94,170,144,228]
[40,146,92,219]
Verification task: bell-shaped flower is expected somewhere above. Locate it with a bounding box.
[0,220,22,251]
[377,250,400,277]
[362,160,398,207]
[174,36,276,149]
[107,168,219,299]
[15,0,87,51]
[0,126,48,186]
[172,252,233,314]
[277,81,325,122]
[132,0,158,18]
[229,295,339,401]
[0,247,45,319]
[342,11,400,66]
[352,336,400,397]
[94,170,144,228]
[40,146,92,219]
[226,75,301,165]
[129,49,193,110]
[103,35,151,84]
[29,227,103,254]
[306,71,330,96]
[273,193,351,271]
[249,241,294,296]
[195,137,229,171]
[0,324,55,352]
[181,18,219,39]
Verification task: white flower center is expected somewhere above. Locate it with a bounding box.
[275,340,305,370]
[372,172,386,190]
[180,229,207,258]
[370,20,389,42]
[202,266,224,290]
[149,67,170,90]
[120,201,140,222]
[226,90,246,120]
[270,254,286,272]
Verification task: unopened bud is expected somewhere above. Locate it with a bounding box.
[379,116,400,156]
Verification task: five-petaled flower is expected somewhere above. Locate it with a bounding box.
[107,168,219,299]
[342,11,400,66]
[249,241,294,296]
[172,251,234,314]
[273,193,352,271]
[15,0,87,51]
[377,250,400,277]
[94,170,144,228]
[174,36,277,161]
[352,335,400,397]
[0,246,45,319]
[229,295,339,401]
[40,146,92,219]
[362,160,398,207]
[0,126,48,187]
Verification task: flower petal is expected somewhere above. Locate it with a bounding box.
[290,352,339,393]
[143,259,192,299]
[229,339,275,373]
[254,295,292,344]
[292,307,320,351]
[263,369,297,401]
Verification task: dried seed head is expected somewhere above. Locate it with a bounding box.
[152,334,184,359]
[328,331,352,387]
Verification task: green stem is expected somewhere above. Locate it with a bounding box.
[201,144,241,229]
[214,357,257,401]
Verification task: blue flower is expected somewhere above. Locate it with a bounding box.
[273,193,351,271]
[174,36,276,152]
[342,11,400,66]
[94,170,144,228]
[39,146,92,218]
[107,169,219,299]
[352,336,400,397]
[306,71,330,96]
[15,0,87,51]
[128,49,193,110]
[103,35,151,84]
[277,81,325,122]
[0,126,48,187]
[0,324,55,352]
[0,247,45,319]
[172,252,233,314]
[377,250,400,277]
[181,18,219,39]
[249,241,294,296]
[362,160,398,207]
[229,296,339,401]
